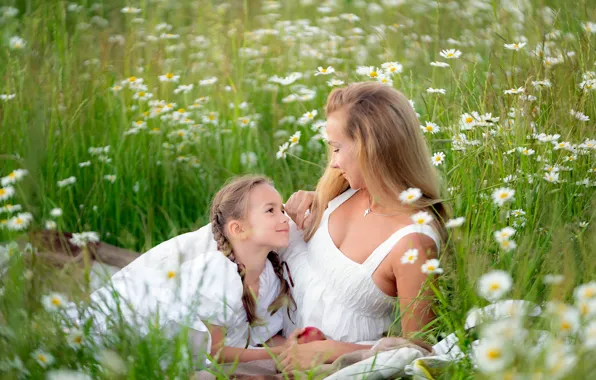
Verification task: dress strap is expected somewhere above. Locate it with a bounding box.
[362,224,441,274]
[325,188,358,216]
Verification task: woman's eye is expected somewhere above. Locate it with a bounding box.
[267,208,274,213]
[333,149,339,153]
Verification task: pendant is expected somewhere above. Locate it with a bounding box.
[363,208,371,217]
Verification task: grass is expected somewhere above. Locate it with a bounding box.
[0,0,595,378]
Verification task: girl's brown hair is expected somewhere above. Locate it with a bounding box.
[304,82,450,244]
[210,175,295,325]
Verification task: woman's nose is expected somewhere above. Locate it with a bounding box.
[330,160,339,169]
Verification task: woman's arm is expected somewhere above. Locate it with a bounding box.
[392,234,438,339]
[207,324,283,363]
[278,339,372,372]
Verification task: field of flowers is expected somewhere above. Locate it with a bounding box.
[1,0,595,378]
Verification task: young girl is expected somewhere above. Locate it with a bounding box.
[86,175,301,364]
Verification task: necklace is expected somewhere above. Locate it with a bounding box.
[363,197,403,217]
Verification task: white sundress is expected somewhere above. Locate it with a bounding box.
[281,188,441,343]
[85,229,284,354]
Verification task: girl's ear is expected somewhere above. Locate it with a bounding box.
[227,220,248,240]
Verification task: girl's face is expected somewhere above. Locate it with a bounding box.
[326,110,365,189]
[245,184,290,250]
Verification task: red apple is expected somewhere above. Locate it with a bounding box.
[296,326,326,344]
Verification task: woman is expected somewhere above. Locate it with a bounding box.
[277,82,448,371]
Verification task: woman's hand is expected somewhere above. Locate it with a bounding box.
[285,190,316,230]
[278,340,326,373]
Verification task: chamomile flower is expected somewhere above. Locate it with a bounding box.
[477,270,513,302]
[32,349,55,368]
[411,211,433,225]
[6,212,33,231]
[430,61,450,68]
[439,49,462,59]
[315,66,335,76]
[69,232,99,247]
[0,186,15,201]
[276,142,290,159]
[289,131,301,146]
[121,7,141,14]
[445,217,465,228]
[473,339,513,373]
[41,292,68,312]
[45,220,57,230]
[327,79,345,86]
[421,259,443,274]
[491,188,515,207]
[381,61,403,74]
[9,36,26,50]
[50,208,62,218]
[504,87,525,95]
[1,169,28,186]
[431,151,446,166]
[574,282,596,302]
[426,88,446,94]
[400,249,419,264]
[159,72,180,82]
[67,328,85,349]
[494,227,516,242]
[399,188,422,204]
[544,172,560,183]
[504,42,526,50]
[420,121,440,134]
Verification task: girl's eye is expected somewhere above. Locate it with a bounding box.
[267,208,274,213]
[333,149,339,153]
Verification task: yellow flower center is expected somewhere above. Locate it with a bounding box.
[167,271,176,279]
[407,194,414,199]
[136,120,143,125]
[465,117,473,123]
[407,255,414,261]
[560,321,571,331]
[426,125,433,131]
[487,349,501,360]
[209,115,216,120]
[128,76,137,82]
[321,68,327,73]
[0,189,5,196]
[166,73,174,79]
[500,193,508,199]
[177,108,185,113]
[447,53,454,57]
[9,172,16,178]
[242,119,249,124]
[427,265,435,271]
[74,335,82,344]
[152,128,160,132]
[585,288,595,298]
[177,131,185,137]
[490,283,500,291]
[138,91,145,97]
[15,218,23,225]
[369,71,378,78]
[37,354,47,363]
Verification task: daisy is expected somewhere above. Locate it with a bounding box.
[284,131,300,146]
[477,270,513,302]
[240,152,257,167]
[1,169,28,186]
[45,220,57,230]
[377,74,393,86]
[411,211,433,225]
[491,187,515,206]
[66,328,84,349]
[173,84,194,94]
[132,91,153,101]
[431,152,446,166]
[473,339,513,373]
[543,274,565,285]
[399,188,422,204]
[439,49,462,59]
[159,72,180,82]
[498,238,517,252]
[50,208,62,218]
[445,217,465,228]
[0,186,15,201]
[582,22,596,34]
[584,321,596,349]
[32,349,55,368]
[421,259,443,274]
[504,87,525,95]
[110,85,123,93]
[315,66,335,76]
[381,61,403,74]
[41,292,68,312]
[327,79,345,86]
[9,36,26,50]
[69,232,99,248]
[104,175,117,183]
[430,61,450,68]
[494,227,516,242]
[426,88,446,94]
[6,212,33,231]
[574,282,596,302]
[504,42,526,50]
[544,172,559,183]
[276,142,290,159]
[121,6,141,14]
[400,249,419,264]
[420,121,440,134]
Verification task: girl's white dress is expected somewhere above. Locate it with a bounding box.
[280,188,441,343]
[88,234,284,351]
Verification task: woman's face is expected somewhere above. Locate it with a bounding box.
[245,183,290,250]
[326,110,365,189]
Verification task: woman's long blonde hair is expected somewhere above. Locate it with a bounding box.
[304,82,449,244]
[210,175,295,325]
